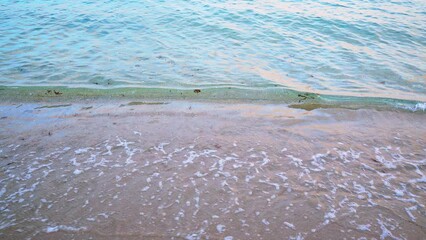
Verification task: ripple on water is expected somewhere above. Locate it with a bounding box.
[0,0,425,101]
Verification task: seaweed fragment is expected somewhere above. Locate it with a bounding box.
[120,101,168,107]
[297,93,318,103]
[35,104,72,109]
[44,89,63,96]
[128,101,167,105]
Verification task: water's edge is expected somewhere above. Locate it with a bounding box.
[0,85,424,112]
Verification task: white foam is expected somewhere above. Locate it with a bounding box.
[311,152,329,171]
[409,176,426,184]
[45,225,87,233]
[276,172,288,182]
[0,187,6,198]
[234,208,245,213]
[70,158,80,166]
[324,208,336,220]
[259,179,280,190]
[405,206,417,222]
[183,151,199,165]
[400,102,426,112]
[374,147,397,169]
[216,224,225,233]
[356,224,371,231]
[289,233,304,240]
[284,222,295,230]
[154,142,169,154]
[377,217,402,240]
[194,171,207,177]
[260,151,270,166]
[74,148,92,154]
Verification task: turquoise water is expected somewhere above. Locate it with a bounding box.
[1,0,425,101]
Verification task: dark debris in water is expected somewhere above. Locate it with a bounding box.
[297,93,318,103]
[194,89,201,93]
[44,89,63,96]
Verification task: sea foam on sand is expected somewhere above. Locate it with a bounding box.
[0,101,425,239]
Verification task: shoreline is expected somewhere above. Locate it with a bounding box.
[1,86,425,113]
[1,100,425,239]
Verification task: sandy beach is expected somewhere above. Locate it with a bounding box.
[1,0,425,239]
[0,101,425,239]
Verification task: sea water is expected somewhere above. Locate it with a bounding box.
[0,0,425,101]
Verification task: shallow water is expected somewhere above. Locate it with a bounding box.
[1,0,425,101]
[0,102,425,239]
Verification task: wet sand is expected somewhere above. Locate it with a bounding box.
[0,101,425,240]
